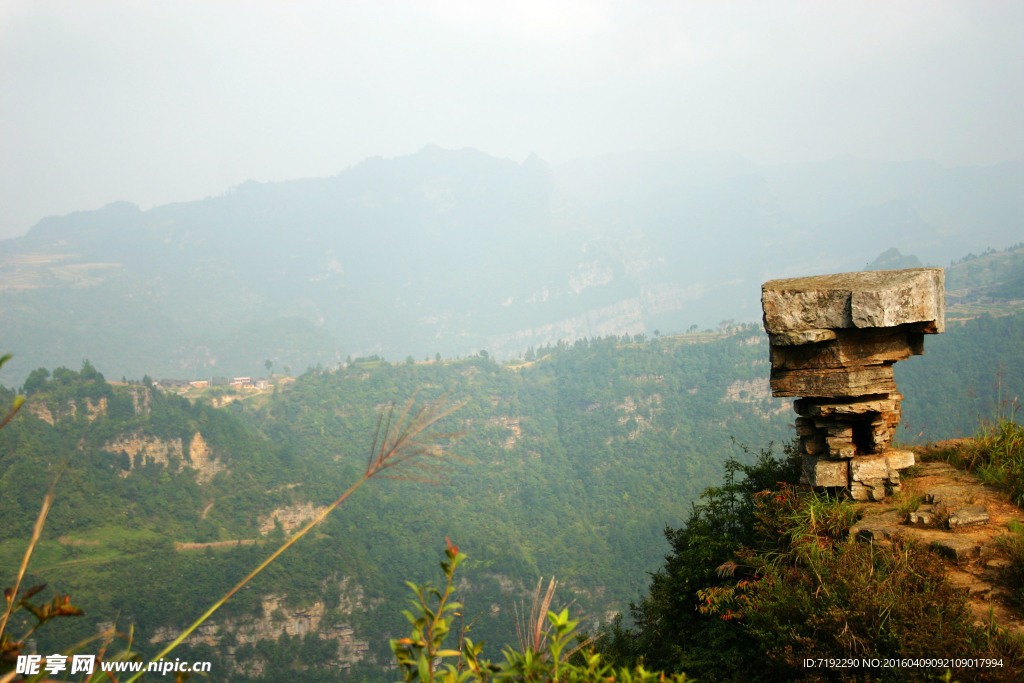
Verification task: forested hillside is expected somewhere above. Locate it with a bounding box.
[899,311,1024,439]
[0,327,792,680]
[2,298,1023,679]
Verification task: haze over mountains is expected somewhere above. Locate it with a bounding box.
[1,146,1021,386]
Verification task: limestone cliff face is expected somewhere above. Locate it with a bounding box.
[486,416,523,450]
[724,378,771,403]
[147,578,373,674]
[27,401,58,425]
[722,378,791,418]
[27,396,108,425]
[258,502,327,535]
[104,434,183,469]
[615,394,662,440]
[187,432,225,484]
[127,387,151,416]
[102,431,225,482]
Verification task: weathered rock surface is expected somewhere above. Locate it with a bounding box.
[770,364,897,398]
[801,455,849,488]
[102,430,225,482]
[148,577,374,674]
[932,536,983,563]
[27,396,108,425]
[762,268,945,334]
[948,505,991,529]
[847,457,1024,638]
[762,268,944,498]
[259,502,328,535]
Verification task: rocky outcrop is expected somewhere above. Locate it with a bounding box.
[127,387,151,416]
[187,432,225,484]
[847,456,1024,637]
[615,394,662,440]
[104,434,183,469]
[722,378,791,418]
[103,430,224,482]
[258,502,327,536]
[148,578,373,673]
[27,401,57,425]
[486,416,523,449]
[27,396,107,425]
[85,397,108,421]
[762,268,944,500]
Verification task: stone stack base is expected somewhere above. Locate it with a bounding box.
[801,448,914,501]
[793,391,912,500]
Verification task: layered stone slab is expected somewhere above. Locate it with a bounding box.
[762,268,945,335]
[769,328,922,371]
[761,268,944,500]
[769,364,897,398]
[802,455,848,488]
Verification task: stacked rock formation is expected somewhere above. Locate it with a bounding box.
[761,268,944,501]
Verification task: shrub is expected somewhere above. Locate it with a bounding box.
[598,441,803,679]
[608,436,1024,681]
[390,539,692,682]
[998,520,1024,611]
[699,485,1024,681]
[949,417,1024,504]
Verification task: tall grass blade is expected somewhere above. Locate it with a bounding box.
[125,392,463,682]
[0,478,57,640]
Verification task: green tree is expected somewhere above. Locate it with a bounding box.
[602,444,800,678]
[22,368,50,396]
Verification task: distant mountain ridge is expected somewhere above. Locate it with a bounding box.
[1,146,1021,386]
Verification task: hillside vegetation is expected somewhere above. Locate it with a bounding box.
[0,328,792,680]
[1,300,1022,679]
[599,442,1024,681]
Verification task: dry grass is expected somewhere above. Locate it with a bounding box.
[513,577,598,663]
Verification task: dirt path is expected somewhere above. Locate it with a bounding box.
[175,539,257,551]
[850,453,1024,637]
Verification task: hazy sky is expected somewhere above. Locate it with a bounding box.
[2,0,1023,239]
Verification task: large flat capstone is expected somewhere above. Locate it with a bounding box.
[762,268,944,335]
